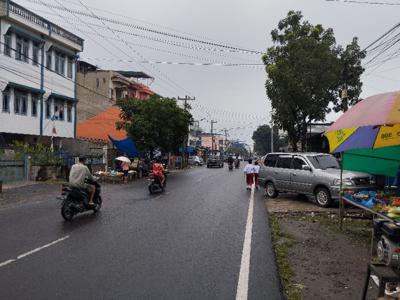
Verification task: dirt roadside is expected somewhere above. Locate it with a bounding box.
[267,194,385,300]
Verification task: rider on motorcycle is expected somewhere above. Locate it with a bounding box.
[69,157,96,206]
[227,156,234,167]
[152,158,166,186]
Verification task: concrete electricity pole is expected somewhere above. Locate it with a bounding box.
[177,96,195,168]
[211,120,217,156]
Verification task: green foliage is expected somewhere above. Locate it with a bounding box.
[252,124,286,155]
[13,141,62,165]
[117,95,193,154]
[263,11,365,151]
[226,143,249,157]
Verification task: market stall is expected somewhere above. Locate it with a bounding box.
[325,91,400,298]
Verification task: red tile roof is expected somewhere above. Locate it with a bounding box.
[77,106,127,142]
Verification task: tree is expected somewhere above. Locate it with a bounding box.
[263,11,365,151]
[252,124,285,155]
[226,143,249,157]
[117,95,193,155]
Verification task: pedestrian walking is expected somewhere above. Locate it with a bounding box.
[243,159,254,190]
[253,160,260,190]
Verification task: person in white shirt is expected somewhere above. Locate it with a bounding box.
[253,160,260,190]
[243,159,254,190]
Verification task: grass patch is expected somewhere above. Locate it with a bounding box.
[269,213,303,300]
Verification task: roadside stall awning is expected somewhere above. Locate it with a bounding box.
[342,146,400,177]
[109,136,139,158]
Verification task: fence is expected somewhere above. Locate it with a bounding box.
[0,160,25,182]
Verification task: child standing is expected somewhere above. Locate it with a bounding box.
[243,159,254,190]
[253,160,260,190]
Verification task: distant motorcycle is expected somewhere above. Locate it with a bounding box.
[148,171,167,194]
[59,178,102,221]
[235,160,240,169]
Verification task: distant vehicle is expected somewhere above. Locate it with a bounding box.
[258,152,376,207]
[207,156,224,168]
[188,156,204,166]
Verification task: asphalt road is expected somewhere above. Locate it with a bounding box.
[0,165,282,300]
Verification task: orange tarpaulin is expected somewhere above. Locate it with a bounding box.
[77,106,127,142]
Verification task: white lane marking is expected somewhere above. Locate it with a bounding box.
[0,235,69,268]
[0,259,15,267]
[236,184,255,300]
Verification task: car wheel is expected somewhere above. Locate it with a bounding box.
[195,162,199,166]
[315,187,332,208]
[207,164,210,168]
[265,182,278,198]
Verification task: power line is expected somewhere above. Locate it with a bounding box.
[47,0,182,96]
[80,57,264,68]
[75,0,194,97]
[22,0,263,55]
[326,0,400,6]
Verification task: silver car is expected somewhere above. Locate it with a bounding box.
[258,152,375,207]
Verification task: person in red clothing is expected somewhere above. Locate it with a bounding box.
[152,158,165,186]
[243,159,254,190]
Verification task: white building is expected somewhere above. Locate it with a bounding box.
[0,0,83,144]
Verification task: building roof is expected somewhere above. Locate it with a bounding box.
[76,107,127,142]
[116,71,153,79]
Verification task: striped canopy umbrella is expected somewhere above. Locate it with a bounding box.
[326,91,400,153]
[325,91,400,176]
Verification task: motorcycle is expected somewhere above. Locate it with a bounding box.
[59,178,102,221]
[228,162,233,171]
[148,171,167,194]
[235,160,240,169]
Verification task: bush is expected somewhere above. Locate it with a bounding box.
[13,141,63,166]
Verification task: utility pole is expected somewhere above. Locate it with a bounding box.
[211,120,217,157]
[270,111,274,153]
[177,96,195,168]
[222,128,229,154]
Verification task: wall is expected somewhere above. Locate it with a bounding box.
[76,70,114,122]
[0,160,24,182]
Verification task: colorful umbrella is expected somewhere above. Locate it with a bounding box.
[325,91,400,176]
[325,91,400,153]
[115,156,131,164]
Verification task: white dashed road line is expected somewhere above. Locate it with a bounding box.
[0,235,70,268]
[235,184,255,300]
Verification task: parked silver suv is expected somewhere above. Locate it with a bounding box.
[258,152,375,207]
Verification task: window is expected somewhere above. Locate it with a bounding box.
[15,36,23,60]
[276,156,292,169]
[2,92,9,112]
[32,43,39,66]
[46,51,52,69]
[14,93,27,115]
[46,101,51,118]
[55,53,60,73]
[31,96,38,116]
[307,155,339,170]
[264,154,278,167]
[67,105,72,122]
[67,58,73,78]
[292,157,308,170]
[60,54,65,75]
[54,102,64,121]
[22,39,29,62]
[4,34,11,56]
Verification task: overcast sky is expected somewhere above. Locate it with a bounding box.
[17,0,400,146]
